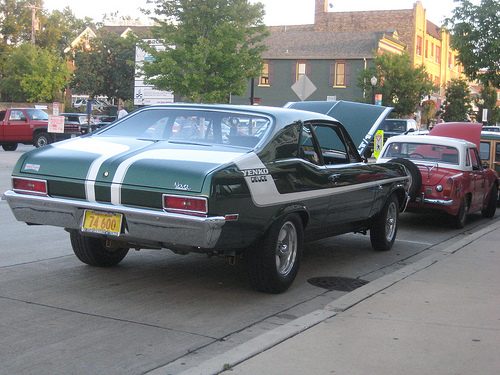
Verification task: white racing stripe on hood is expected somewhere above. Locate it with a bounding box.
[110,149,245,205]
[54,139,131,202]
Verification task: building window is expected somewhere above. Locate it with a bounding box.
[425,40,428,58]
[296,61,306,81]
[435,46,441,63]
[448,52,452,68]
[335,62,345,86]
[431,43,434,57]
[435,76,440,87]
[416,36,422,56]
[260,61,269,86]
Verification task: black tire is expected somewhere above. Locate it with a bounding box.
[370,193,399,251]
[34,132,51,148]
[244,213,303,294]
[482,184,497,218]
[454,196,469,229]
[2,143,18,151]
[70,230,129,267]
[388,158,422,201]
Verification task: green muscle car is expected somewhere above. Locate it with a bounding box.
[5,103,409,293]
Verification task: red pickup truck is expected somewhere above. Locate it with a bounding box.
[0,108,82,151]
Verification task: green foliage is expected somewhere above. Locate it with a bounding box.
[71,30,137,102]
[441,78,473,122]
[0,0,36,45]
[446,0,500,88]
[0,43,71,102]
[140,0,269,103]
[357,52,436,118]
[475,85,500,125]
[37,8,95,56]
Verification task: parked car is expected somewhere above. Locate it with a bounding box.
[92,115,116,131]
[482,125,500,132]
[73,99,106,112]
[5,103,410,293]
[59,113,94,135]
[377,122,498,228]
[480,131,500,203]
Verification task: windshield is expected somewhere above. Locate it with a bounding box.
[24,109,49,121]
[382,141,460,165]
[99,108,272,148]
[380,120,407,132]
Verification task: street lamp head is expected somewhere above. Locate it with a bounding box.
[371,76,378,87]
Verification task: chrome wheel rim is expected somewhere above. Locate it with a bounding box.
[385,202,397,242]
[275,221,298,277]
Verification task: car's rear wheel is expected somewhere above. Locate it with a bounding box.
[454,196,469,229]
[245,213,303,294]
[70,230,129,267]
[2,143,18,151]
[388,158,421,201]
[34,132,51,148]
[370,193,399,251]
[482,184,498,218]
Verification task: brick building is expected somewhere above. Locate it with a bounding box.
[233,0,464,114]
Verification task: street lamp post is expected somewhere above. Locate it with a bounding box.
[371,76,378,105]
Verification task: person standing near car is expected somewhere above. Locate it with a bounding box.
[117,104,128,119]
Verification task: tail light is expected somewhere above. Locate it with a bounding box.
[442,178,454,198]
[12,177,48,196]
[163,194,207,216]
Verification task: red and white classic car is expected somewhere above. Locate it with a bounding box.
[377,122,499,228]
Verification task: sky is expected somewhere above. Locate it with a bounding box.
[42,0,473,27]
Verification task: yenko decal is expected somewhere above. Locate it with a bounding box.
[234,152,407,207]
[241,168,269,183]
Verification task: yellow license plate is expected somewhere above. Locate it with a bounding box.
[82,210,123,236]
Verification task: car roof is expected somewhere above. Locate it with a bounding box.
[429,122,482,149]
[481,131,500,140]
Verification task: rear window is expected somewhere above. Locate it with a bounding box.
[99,108,272,149]
[382,141,460,164]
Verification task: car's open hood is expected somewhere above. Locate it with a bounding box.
[429,122,482,149]
[284,100,393,156]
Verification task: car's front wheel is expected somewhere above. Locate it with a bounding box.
[245,213,303,294]
[370,193,399,251]
[70,230,129,267]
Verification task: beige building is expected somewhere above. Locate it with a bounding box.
[313,0,465,104]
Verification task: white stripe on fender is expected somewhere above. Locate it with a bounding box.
[234,153,406,207]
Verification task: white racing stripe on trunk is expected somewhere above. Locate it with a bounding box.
[110,149,245,205]
[53,139,130,202]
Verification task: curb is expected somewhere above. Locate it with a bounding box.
[148,218,500,375]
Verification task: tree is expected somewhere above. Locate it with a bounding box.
[0,0,36,45]
[440,78,473,122]
[71,29,137,102]
[475,85,500,125]
[446,0,500,88]
[37,7,95,56]
[0,43,71,102]
[358,52,436,118]
[140,0,269,103]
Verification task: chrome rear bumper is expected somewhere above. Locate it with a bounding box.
[4,190,226,249]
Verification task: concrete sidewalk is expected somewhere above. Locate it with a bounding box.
[169,218,500,375]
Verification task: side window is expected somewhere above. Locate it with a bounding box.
[480,141,491,162]
[299,125,320,164]
[495,142,500,163]
[312,124,348,165]
[469,148,481,170]
[9,110,26,121]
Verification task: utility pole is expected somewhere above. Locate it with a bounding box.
[28,4,43,46]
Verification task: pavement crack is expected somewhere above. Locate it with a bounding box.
[0,295,216,340]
